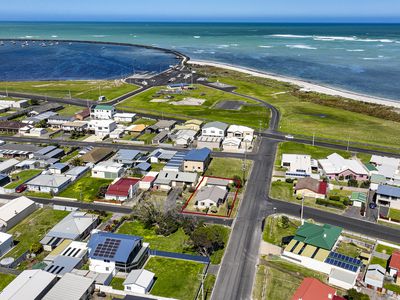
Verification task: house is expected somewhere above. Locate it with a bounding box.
[167,83,191,90]
[0,121,26,134]
[294,178,328,199]
[222,137,241,152]
[154,170,198,191]
[48,163,69,174]
[109,126,126,139]
[88,231,149,274]
[90,105,116,120]
[376,185,400,209]
[0,196,37,231]
[202,121,228,138]
[0,98,29,108]
[75,108,90,121]
[114,112,136,123]
[113,149,142,167]
[172,129,197,147]
[282,154,317,179]
[139,172,158,190]
[44,255,83,277]
[0,158,20,174]
[197,136,222,150]
[0,232,13,257]
[319,153,369,181]
[26,174,71,194]
[123,269,155,294]
[152,131,169,145]
[227,125,254,140]
[92,161,125,179]
[350,192,367,208]
[65,166,90,181]
[19,127,48,137]
[0,143,42,159]
[183,148,211,173]
[134,162,151,175]
[45,240,88,264]
[43,272,94,300]
[389,251,400,277]
[15,160,41,170]
[364,264,385,291]
[40,212,99,251]
[23,111,58,125]
[148,148,176,163]
[81,147,113,164]
[33,146,65,160]
[291,277,336,300]
[125,124,148,134]
[29,103,63,116]
[105,178,140,202]
[164,152,186,172]
[153,120,177,132]
[47,115,75,128]
[370,174,387,191]
[88,119,117,137]
[195,186,227,208]
[0,173,10,187]
[0,270,57,300]
[175,119,203,132]
[61,121,88,132]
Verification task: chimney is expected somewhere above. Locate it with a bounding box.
[323,233,327,238]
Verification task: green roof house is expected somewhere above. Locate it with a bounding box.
[350,192,367,207]
[294,222,342,250]
[364,163,378,172]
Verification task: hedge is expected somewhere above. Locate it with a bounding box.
[316,198,346,209]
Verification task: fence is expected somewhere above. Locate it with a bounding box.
[149,250,210,264]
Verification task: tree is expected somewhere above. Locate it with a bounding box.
[360,180,370,189]
[35,119,47,128]
[279,216,290,229]
[232,175,242,188]
[346,288,370,300]
[30,242,43,254]
[348,179,358,187]
[190,225,226,257]
[71,157,84,166]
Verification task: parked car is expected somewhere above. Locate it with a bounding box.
[369,202,377,209]
[285,135,294,139]
[15,184,27,193]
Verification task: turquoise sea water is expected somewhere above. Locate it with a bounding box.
[0,22,399,100]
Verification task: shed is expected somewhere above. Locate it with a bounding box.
[43,272,95,300]
[123,269,155,294]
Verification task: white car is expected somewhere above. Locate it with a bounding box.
[285,135,294,139]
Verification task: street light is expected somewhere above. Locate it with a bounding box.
[300,195,305,225]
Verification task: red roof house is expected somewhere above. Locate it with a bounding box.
[389,251,400,277]
[105,178,140,201]
[295,178,328,199]
[291,278,336,300]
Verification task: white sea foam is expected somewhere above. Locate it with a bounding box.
[230,44,239,47]
[362,55,386,60]
[92,35,108,38]
[269,34,311,38]
[346,49,365,52]
[217,44,230,48]
[258,45,273,48]
[193,36,201,39]
[51,35,58,38]
[286,44,317,50]
[269,34,397,43]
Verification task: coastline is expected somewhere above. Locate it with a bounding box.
[188,59,400,109]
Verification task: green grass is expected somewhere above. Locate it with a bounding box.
[24,191,53,198]
[57,104,82,116]
[204,275,216,300]
[370,256,387,268]
[110,277,125,290]
[384,283,400,294]
[5,169,41,189]
[389,208,400,221]
[117,84,269,129]
[335,242,362,258]
[0,80,139,101]
[151,163,165,172]
[145,257,204,300]
[133,118,157,126]
[137,133,157,144]
[263,216,300,246]
[205,157,252,179]
[58,174,112,202]
[270,181,295,201]
[376,244,398,255]
[0,273,16,291]
[60,149,80,163]
[196,66,400,149]
[6,208,69,258]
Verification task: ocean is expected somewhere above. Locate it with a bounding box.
[0,22,399,100]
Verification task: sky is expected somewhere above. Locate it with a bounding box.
[1,0,400,22]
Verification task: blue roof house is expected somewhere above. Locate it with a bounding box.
[88,231,149,275]
[113,149,142,167]
[183,148,212,173]
[376,185,400,211]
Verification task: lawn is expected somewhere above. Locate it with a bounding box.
[335,241,362,258]
[6,208,69,258]
[117,84,269,129]
[376,244,398,256]
[196,65,400,150]
[204,275,216,300]
[389,208,400,221]
[145,256,204,300]
[384,283,400,294]
[137,133,157,144]
[370,256,387,268]
[205,157,252,179]
[133,118,157,126]
[23,191,53,199]
[57,104,82,116]
[110,277,125,290]
[270,181,295,201]
[151,163,165,172]
[0,273,16,291]
[5,169,41,189]
[60,149,80,163]
[58,174,112,202]
[0,80,139,101]
[263,216,300,246]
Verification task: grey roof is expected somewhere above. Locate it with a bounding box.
[370,174,387,184]
[116,149,142,161]
[34,146,57,156]
[377,185,400,198]
[46,212,98,240]
[203,121,228,131]
[154,120,176,129]
[149,148,177,160]
[0,143,42,153]
[27,174,71,188]
[43,272,94,300]
[195,186,227,203]
[31,103,63,114]
[0,158,20,172]
[154,170,198,185]
[65,166,89,177]
[152,131,169,143]
[124,269,154,288]
[48,115,75,121]
[44,256,81,276]
[329,268,357,285]
[206,177,230,187]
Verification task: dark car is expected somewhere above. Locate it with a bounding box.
[15,184,27,193]
[369,202,377,209]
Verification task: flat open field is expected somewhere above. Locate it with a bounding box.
[195,66,400,149]
[0,273,16,291]
[145,256,204,300]
[0,80,139,101]
[116,84,269,129]
[6,208,69,258]
[205,157,252,179]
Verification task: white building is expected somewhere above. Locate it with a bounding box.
[26,174,71,194]
[227,125,254,140]
[318,153,369,181]
[19,127,48,137]
[114,113,136,123]
[139,172,158,190]
[0,196,37,231]
[0,158,20,174]
[376,185,400,210]
[88,120,117,137]
[173,129,197,146]
[91,161,125,179]
[222,137,241,152]
[90,105,115,120]
[0,232,13,257]
[61,121,88,132]
[364,264,385,291]
[281,154,316,179]
[201,121,228,138]
[43,272,94,300]
[124,269,155,294]
[370,155,400,183]
[0,98,29,109]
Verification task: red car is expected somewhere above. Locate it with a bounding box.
[15,184,27,193]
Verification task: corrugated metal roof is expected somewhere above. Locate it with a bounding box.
[184,148,211,162]
[43,273,94,300]
[377,184,400,198]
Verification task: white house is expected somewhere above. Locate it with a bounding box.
[281,154,316,179]
[123,269,155,294]
[319,153,369,181]
[173,129,197,147]
[227,125,254,140]
[26,174,71,194]
[202,121,228,138]
[222,137,241,152]
[0,158,20,174]
[0,196,37,231]
[139,172,158,190]
[195,186,227,208]
[364,264,385,291]
[376,185,400,210]
[0,232,13,257]
[0,98,29,109]
[113,112,136,123]
[88,120,117,137]
[61,121,88,133]
[90,105,115,120]
[91,161,125,179]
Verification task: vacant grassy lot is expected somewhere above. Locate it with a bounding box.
[370,256,387,268]
[145,257,204,300]
[7,208,69,258]
[0,273,16,291]
[375,244,398,255]
[137,133,156,144]
[117,84,269,129]
[270,181,295,201]
[263,216,300,246]
[0,80,138,101]
[335,241,362,258]
[205,157,252,179]
[5,169,41,189]
[110,277,125,290]
[57,104,82,116]
[195,66,400,149]
[60,149,80,163]
[58,174,112,202]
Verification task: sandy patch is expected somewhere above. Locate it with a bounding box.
[170,97,206,106]
[150,98,170,103]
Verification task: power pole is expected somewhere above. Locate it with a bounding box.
[259,120,262,138]
[347,135,350,152]
[242,141,247,184]
[312,132,315,146]
[300,196,305,225]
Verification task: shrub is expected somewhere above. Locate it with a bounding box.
[279,216,290,229]
[343,199,351,206]
[316,198,346,209]
[285,178,294,184]
[329,195,341,201]
[30,242,43,254]
[210,206,218,213]
[348,179,358,187]
[360,181,370,189]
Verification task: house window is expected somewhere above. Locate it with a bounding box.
[127,286,131,290]
[106,267,109,271]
